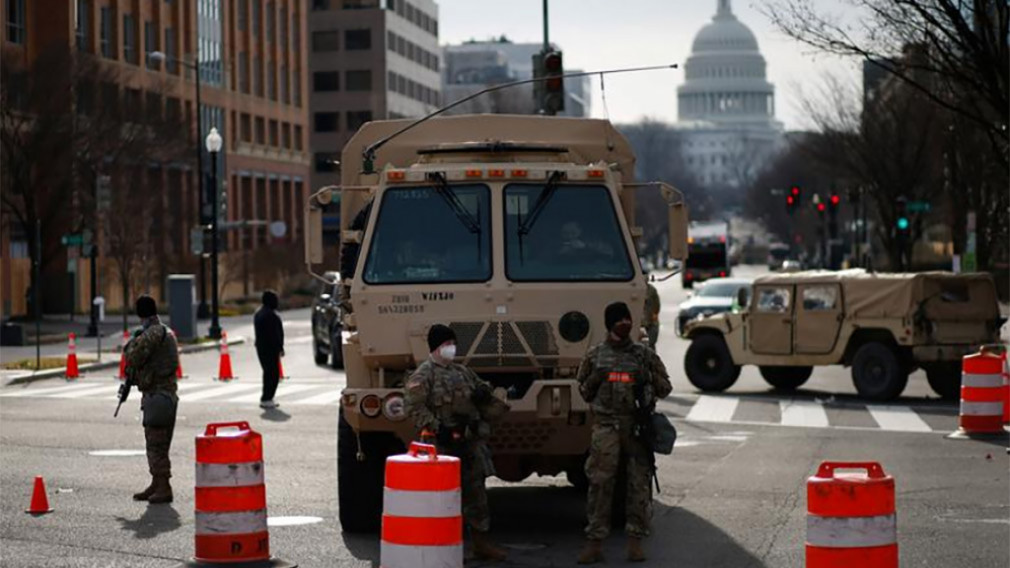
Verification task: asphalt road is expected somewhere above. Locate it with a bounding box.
[1,266,1008,567]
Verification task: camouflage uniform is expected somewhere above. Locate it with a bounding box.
[125,316,179,478]
[643,283,661,349]
[577,338,672,540]
[405,358,499,533]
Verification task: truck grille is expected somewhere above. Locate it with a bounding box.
[489,421,558,451]
[458,321,559,367]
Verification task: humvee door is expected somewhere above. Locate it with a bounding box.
[794,283,843,354]
[749,285,793,355]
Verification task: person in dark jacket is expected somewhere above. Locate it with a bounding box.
[254,290,285,408]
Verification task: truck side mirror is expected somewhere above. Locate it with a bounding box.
[659,183,689,261]
[305,187,334,266]
[736,288,749,309]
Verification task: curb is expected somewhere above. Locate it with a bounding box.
[4,337,247,386]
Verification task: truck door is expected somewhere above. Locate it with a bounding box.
[749,285,794,355]
[794,284,843,354]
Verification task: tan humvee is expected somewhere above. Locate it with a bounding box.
[304,114,689,531]
[682,269,1000,401]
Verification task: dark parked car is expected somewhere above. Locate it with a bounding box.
[676,277,752,335]
[312,271,344,369]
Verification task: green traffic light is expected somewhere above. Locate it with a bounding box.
[897,217,910,230]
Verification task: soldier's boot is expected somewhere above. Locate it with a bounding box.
[147,475,173,504]
[576,539,604,564]
[472,530,508,562]
[627,536,646,562]
[132,477,156,501]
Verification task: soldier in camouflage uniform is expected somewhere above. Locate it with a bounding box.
[576,302,672,564]
[124,295,180,504]
[644,279,661,349]
[404,324,509,562]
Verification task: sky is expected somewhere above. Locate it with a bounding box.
[435,0,857,131]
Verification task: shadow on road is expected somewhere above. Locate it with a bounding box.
[261,407,292,422]
[116,504,182,539]
[341,533,379,568]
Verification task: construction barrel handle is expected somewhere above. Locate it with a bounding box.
[817,461,886,479]
[204,421,251,436]
[409,441,438,460]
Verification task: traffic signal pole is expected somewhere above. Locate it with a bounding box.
[542,0,549,51]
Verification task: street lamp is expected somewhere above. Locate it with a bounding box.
[148,50,210,319]
[205,127,223,340]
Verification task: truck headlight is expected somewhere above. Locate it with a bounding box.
[360,395,382,418]
[383,393,406,421]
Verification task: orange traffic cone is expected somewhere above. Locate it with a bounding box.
[279,358,289,381]
[65,333,80,380]
[214,331,236,381]
[171,329,188,380]
[117,331,129,380]
[26,476,53,515]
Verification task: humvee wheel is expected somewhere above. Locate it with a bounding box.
[924,362,962,400]
[851,342,908,401]
[337,408,401,533]
[313,339,328,366]
[759,366,813,391]
[685,334,741,392]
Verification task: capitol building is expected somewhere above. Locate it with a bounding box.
[676,0,784,188]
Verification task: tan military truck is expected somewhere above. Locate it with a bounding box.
[682,270,1001,401]
[304,114,688,532]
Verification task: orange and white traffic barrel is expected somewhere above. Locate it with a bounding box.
[806,461,897,568]
[957,348,1005,435]
[381,442,462,568]
[192,421,294,567]
[1001,352,1009,425]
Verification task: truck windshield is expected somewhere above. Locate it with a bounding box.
[362,184,492,284]
[686,246,727,269]
[504,184,634,281]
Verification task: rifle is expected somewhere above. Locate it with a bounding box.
[113,331,140,417]
[632,376,661,494]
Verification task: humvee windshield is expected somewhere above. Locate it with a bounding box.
[362,184,492,284]
[504,184,634,281]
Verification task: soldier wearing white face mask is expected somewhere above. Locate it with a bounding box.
[404,324,509,562]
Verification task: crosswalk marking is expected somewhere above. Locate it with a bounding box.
[779,399,829,428]
[685,395,739,423]
[866,405,933,432]
[293,389,346,406]
[183,384,260,401]
[231,384,320,404]
[1,382,113,398]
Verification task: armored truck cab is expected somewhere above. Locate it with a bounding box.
[304,115,689,531]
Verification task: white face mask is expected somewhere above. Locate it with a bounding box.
[438,345,457,361]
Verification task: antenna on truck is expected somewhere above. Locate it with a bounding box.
[361,63,680,174]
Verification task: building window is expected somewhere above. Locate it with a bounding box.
[279,6,287,48]
[292,12,300,52]
[164,28,177,73]
[312,31,339,51]
[144,21,157,68]
[166,97,181,123]
[312,0,329,9]
[269,120,279,146]
[266,1,274,42]
[280,64,289,104]
[145,92,161,121]
[240,113,252,142]
[268,62,276,100]
[343,0,379,8]
[313,71,339,92]
[123,14,136,64]
[251,0,260,36]
[346,70,371,91]
[294,125,303,150]
[314,112,339,132]
[255,116,265,144]
[100,7,113,58]
[254,56,263,97]
[347,111,372,131]
[125,88,142,121]
[345,29,371,50]
[237,0,247,30]
[6,0,25,45]
[238,52,249,93]
[282,122,291,149]
[293,68,301,106]
[315,152,339,172]
[76,0,90,51]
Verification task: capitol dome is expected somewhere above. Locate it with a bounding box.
[677,0,778,128]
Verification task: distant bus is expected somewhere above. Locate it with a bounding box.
[683,221,730,289]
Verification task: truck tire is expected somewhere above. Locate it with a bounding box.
[924,362,962,400]
[685,334,740,392]
[330,327,345,370]
[313,339,328,366]
[337,408,400,533]
[851,342,908,401]
[759,366,813,391]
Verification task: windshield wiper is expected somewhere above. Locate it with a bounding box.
[427,172,481,234]
[518,171,564,236]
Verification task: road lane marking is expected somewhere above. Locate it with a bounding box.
[40,384,118,398]
[866,405,933,432]
[685,395,739,422]
[2,382,115,398]
[231,384,320,403]
[292,389,345,405]
[779,399,829,428]
[182,384,260,401]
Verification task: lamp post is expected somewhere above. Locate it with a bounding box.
[206,127,223,340]
[147,50,210,319]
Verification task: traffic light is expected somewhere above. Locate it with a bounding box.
[541,50,565,115]
[828,193,840,219]
[816,202,826,218]
[786,194,796,213]
[790,186,802,206]
[896,196,909,232]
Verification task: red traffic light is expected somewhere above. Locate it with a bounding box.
[791,186,800,196]
[544,52,563,73]
[830,194,840,206]
[786,196,795,206]
[817,203,826,212]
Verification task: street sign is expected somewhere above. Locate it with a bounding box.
[269,221,287,238]
[907,201,931,213]
[190,227,204,256]
[61,233,84,246]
